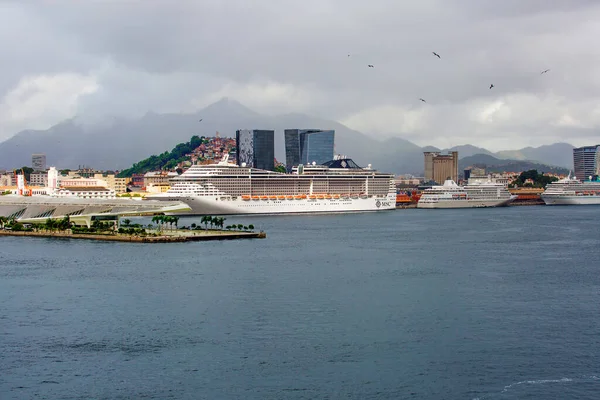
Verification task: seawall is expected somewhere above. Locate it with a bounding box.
[0,230,266,243]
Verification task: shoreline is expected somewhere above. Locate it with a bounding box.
[0,230,266,243]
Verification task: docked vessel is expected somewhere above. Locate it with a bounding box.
[541,173,600,205]
[417,179,516,209]
[145,155,396,215]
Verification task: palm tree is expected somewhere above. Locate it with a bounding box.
[237,224,243,231]
[191,223,197,229]
[45,218,55,231]
[173,216,179,230]
[0,216,7,229]
[201,215,210,230]
[248,224,254,231]
[122,218,131,227]
[151,215,165,232]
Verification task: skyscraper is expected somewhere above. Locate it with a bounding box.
[31,153,46,171]
[573,145,600,180]
[235,129,275,171]
[284,129,335,171]
[423,151,459,184]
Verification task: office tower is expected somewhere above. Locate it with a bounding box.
[423,151,459,183]
[284,129,335,171]
[235,129,275,171]
[573,145,600,180]
[32,153,47,171]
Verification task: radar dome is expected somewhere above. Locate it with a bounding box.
[241,162,247,167]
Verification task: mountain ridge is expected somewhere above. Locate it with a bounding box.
[0,98,575,173]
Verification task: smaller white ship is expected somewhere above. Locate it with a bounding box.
[541,173,600,205]
[417,179,516,209]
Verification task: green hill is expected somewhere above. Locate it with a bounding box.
[117,136,203,177]
[459,153,570,175]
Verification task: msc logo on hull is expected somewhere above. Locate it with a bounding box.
[376,200,393,208]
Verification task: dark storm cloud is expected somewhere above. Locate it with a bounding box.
[1,0,600,148]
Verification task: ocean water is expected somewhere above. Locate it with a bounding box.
[1,206,599,399]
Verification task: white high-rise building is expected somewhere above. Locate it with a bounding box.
[48,167,59,191]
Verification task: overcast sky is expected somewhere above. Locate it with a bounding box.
[1,0,600,150]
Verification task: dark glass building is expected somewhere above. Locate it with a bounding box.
[236,129,275,171]
[284,129,335,171]
[573,145,599,181]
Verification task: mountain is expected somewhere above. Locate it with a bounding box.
[496,143,575,169]
[445,144,495,158]
[0,98,575,174]
[459,154,570,175]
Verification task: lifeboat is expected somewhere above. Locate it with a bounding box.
[252,196,260,200]
[242,195,251,201]
[324,194,332,199]
[333,194,340,199]
[269,196,277,200]
[260,196,268,200]
[286,195,294,200]
[317,195,325,199]
[294,195,302,199]
[360,194,368,199]
[309,195,317,199]
[278,196,286,200]
[350,194,359,199]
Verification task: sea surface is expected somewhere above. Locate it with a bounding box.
[1,206,599,399]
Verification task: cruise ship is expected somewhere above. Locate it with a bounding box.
[145,155,396,215]
[417,179,516,209]
[541,173,600,205]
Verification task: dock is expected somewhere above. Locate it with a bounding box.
[0,230,266,243]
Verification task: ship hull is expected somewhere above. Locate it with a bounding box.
[541,195,600,206]
[150,194,397,215]
[417,197,515,209]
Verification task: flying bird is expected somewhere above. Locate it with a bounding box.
[419,98,426,103]
[199,119,203,122]
[432,52,440,59]
[541,69,550,74]
[489,84,494,89]
[368,64,374,68]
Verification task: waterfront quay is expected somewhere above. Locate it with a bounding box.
[0,229,266,243]
[508,188,545,206]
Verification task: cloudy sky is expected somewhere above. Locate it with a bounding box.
[1,0,600,150]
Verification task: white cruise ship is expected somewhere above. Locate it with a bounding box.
[541,173,600,205]
[417,179,516,209]
[145,155,396,215]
